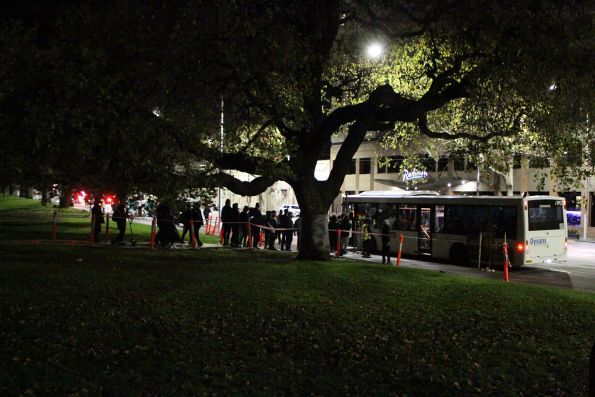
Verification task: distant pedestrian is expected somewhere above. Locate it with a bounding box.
[221,199,232,245]
[91,199,104,243]
[203,205,212,225]
[339,214,351,256]
[282,211,294,251]
[362,217,372,258]
[179,203,193,244]
[111,203,128,245]
[155,202,179,247]
[249,203,262,248]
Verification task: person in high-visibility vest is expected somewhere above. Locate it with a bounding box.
[361,216,372,258]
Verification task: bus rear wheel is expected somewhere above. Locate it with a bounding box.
[450,244,469,266]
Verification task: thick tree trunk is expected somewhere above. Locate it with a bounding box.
[59,186,73,208]
[293,182,332,261]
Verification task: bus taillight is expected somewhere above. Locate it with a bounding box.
[516,242,525,253]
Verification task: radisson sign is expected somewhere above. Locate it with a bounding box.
[402,168,428,182]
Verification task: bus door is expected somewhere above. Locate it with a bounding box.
[417,206,433,256]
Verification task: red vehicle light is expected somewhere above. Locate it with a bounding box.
[106,196,113,204]
[516,242,525,253]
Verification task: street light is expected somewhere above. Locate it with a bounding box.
[366,42,384,59]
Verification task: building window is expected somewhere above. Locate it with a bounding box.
[438,157,449,171]
[359,158,371,174]
[513,155,522,169]
[453,157,465,171]
[347,159,356,175]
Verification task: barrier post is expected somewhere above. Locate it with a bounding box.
[51,210,57,240]
[396,233,404,267]
[205,215,211,235]
[247,222,253,249]
[90,214,96,246]
[259,230,264,247]
[336,228,341,257]
[105,215,110,241]
[220,224,225,244]
[190,219,196,248]
[150,216,156,251]
[503,241,510,283]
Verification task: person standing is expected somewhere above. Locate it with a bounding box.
[362,216,372,258]
[112,203,128,245]
[279,209,290,250]
[381,219,391,264]
[249,203,262,248]
[191,202,204,247]
[91,199,104,243]
[283,211,294,251]
[179,203,193,244]
[155,202,179,247]
[203,204,212,230]
[221,199,232,245]
[230,203,241,247]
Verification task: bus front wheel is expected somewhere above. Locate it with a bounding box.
[450,244,469,266]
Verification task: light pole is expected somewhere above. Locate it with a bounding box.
[219,94,224,213]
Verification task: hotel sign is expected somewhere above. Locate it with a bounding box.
[402,168,428,182]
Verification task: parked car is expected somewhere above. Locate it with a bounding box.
[280,204,300,217]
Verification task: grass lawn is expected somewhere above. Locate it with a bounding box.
[0,196,219,245]
[0,197,594,395]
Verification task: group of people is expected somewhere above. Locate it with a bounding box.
[327,212,392,264]
[220,200,299,251]
[91,197,302,251]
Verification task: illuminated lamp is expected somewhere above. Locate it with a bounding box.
[516,242,525,253]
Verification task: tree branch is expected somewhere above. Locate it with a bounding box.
[200,172,275,196]
[417,112,524,142]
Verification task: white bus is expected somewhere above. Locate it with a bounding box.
[344,191,567,268]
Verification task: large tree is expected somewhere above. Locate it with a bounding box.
[2,1,592,257]
[154,0,592,259]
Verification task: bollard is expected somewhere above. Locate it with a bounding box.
[396,233,404,267]
[336,228,341,258]
[503,241,510,283]
[51,210,57,240]
[150,216,157,251]
[247,222,253,249]
[259,230,264,247]
[190,219,196,248]
[205,215,211,234]
[90,214,96,246]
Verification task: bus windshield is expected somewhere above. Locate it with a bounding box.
[528,200,564,231]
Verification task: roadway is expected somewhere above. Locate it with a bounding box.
[344,240,595,294]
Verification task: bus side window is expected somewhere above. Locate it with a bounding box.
[435,205,445,232]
